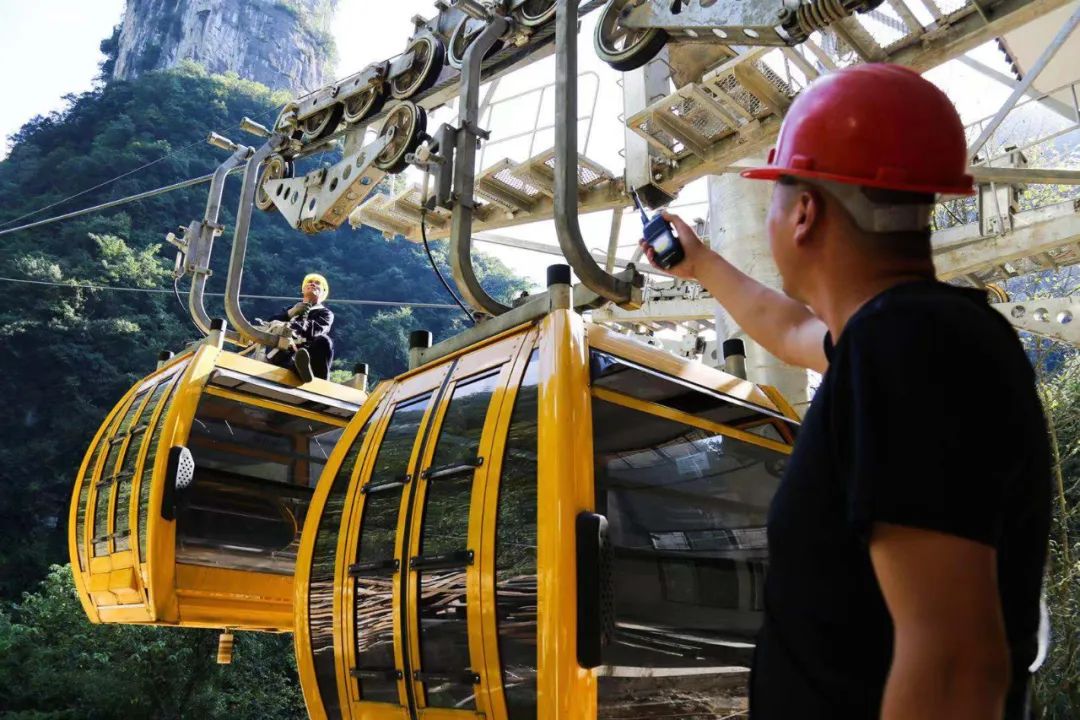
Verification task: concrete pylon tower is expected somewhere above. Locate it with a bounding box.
[708,171,815,414]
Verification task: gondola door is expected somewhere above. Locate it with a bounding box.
[402,330,534,720]
[342,328,535,720]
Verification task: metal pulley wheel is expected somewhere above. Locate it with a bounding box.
[512,0,557,27]
[272,102,300,137]
[448,15,504,70]
[374,101,428,174]
[985,283,1010,304]
[390,34,446,100]
[299,103,344,143]
[255,154,294,212]
[594,0,669,72]
[341,82,387,125]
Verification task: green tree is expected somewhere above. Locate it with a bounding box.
[0,565,305,719]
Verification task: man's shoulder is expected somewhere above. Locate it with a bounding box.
[846,281,1016,352]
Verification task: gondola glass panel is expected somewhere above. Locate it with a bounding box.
[494,351,540,719]
[589,353,790,718]
[413,370,501,710]
[178,391,342,574]
[352,392,432,704]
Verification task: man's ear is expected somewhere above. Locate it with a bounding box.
[791,188,822,248]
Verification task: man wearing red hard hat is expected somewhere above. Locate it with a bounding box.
[644,64,1050,719]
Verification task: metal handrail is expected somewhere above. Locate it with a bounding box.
[966,77,1080,163]
[477,71,601,168]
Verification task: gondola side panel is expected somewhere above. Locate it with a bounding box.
[536,310,597,720]
[68,381,142,623]
[145,344,220,623]
[474,328,540,720]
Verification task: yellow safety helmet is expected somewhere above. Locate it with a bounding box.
[302,273,329,301]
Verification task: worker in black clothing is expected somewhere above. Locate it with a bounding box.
[267,272,334,382]
[642,64,1050,720]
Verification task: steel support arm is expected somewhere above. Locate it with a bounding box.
[967,3,1080,160]
[449,14,512,316]
[554,0,642,308]
[225,137,292,349]
[188,146,250,343]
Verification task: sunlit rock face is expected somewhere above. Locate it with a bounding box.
[113,0,338,93]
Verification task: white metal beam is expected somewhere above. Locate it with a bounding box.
[956,55,1076,121]
[969,166,1080,185]
[473,232,673,277]
[993,296,1080,345]
[967,3,1080,159]
[935,198,1080,278]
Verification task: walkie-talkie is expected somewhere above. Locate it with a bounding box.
[634,193,684,269]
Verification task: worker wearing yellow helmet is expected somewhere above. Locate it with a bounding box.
[267,273,335,382]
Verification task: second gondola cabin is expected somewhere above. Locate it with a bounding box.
[69,342,366,631]
[292,302,799,720]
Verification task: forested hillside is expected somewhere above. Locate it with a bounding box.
[0,62,527,599]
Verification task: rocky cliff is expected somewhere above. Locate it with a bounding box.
[112,0,338,94]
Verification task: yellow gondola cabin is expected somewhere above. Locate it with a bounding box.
[68,340,366,631]
[291,298,799,720]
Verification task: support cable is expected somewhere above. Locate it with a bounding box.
[421,211,477,325]
[0,107,280,230]
[0,172,232,238]
[0,276,460,309]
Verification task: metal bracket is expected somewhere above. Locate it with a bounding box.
[265,134,391,233]
[224,135,294,349]
[174,145,251,343]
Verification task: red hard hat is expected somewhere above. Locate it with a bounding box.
[741,64,974,196]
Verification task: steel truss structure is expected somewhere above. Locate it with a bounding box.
[167,0,1080,360]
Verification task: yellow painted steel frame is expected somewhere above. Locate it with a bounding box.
[146,343,220,626]
[69,374,146,622]
[591,387,794,456]
[293,379,392,720]
[343,362,450,720]
[586,323,783,415]
[537,310,596,720]
[474,329,538,720]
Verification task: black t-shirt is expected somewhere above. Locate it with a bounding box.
[751,280,1051,719]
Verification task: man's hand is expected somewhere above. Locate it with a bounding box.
[638,211,711,280]
[287,301,311,318]
[871,523,1010,720]
[637,211,829,373]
